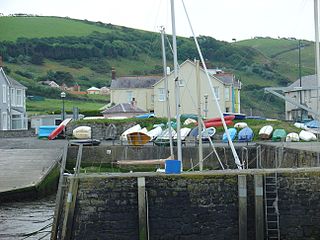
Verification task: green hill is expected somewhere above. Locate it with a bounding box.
[0,16,111,41]
[1,16,309,119]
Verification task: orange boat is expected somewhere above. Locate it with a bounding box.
[127,132,151,146]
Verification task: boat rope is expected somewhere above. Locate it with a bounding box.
[181,0,242,169]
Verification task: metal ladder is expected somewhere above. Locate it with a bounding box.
[264,172,280,239]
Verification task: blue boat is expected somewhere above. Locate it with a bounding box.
[238,127,254,142]
[223,112,246,120]
[305,120,320,128]
[135,113,155,119]
[222,128,237,143]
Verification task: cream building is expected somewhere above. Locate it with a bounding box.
[153,60,241,118]
[110,76,161,113]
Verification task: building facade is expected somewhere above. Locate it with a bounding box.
[0,66,27,130]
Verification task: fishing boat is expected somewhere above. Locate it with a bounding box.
[299,130,317,141]
[120,124,141,141]
[73,126,91,139]
[286,132,300,142]
[272,129,287,142]
[48,118,72,140]
[234,122,248,129]
[259,125,273,140]
[222,128,237,143]
[238,127,254,142]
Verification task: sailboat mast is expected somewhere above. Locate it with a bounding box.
[196,60,203,171]
[314,0,320,122]
[160,27,174,159]
[170,0,182,163]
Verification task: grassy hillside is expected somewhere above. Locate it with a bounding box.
[1,16,306,118]
[0,16,111,41]
[235,37,316,81]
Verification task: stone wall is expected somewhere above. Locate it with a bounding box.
[0,129,36,138]
[56,168,320,240]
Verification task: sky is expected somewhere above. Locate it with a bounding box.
[1,0,317,42]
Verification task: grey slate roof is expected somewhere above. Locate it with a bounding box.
[7,76,27,89]
[101,103,146,114]
[289,75,317,88]
[110,76,162,89]
[213,73,241,88]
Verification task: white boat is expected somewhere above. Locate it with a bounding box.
[234,122,248,129]
[299,130,317,141]
[120,124,141,141]
[294,122,308,130]
[259,125,273,140]
[200,127,216,140]
[184,118,197,125]
[73,126,92,139]
[173,127,191,141]
[286,132,300,142]
[146,126,163,141]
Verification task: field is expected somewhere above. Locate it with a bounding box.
[0,16,110,41]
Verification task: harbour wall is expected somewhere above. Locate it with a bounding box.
[56,168,320,240]
[65,143,320,170]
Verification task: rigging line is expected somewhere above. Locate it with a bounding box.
[181,0,242,169]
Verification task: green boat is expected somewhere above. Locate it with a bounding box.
[272,129,287,141]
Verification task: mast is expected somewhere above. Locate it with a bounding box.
[160,26,174,159]
[196,60,203,171]
[314,0,320,123]
[170,0,182,163]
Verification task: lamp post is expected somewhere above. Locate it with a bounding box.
[60,92,66,121]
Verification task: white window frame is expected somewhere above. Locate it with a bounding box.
[225,87,230,101]
[213,87,220,100]
[16,89,23,106]
[2,85,7,103]
[158,88,165,101]
[127,91,133,103]
[2,112,8,130]
[178,78,184,87]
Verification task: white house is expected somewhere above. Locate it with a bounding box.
[0,61,27,130]
[87,87,101,94]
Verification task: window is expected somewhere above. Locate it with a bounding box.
[225,87,230,101]
[213,87,220,99]
[178,78,184,87]
[2,112,7,130]
[127,91,133,103]
[11,89,15,106]
[2,85,7,103]
[158,88,165,101]
[16,89,22,106]
[12,114,23,129]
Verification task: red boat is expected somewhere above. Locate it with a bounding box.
[204,115,235,123]
[48,118,72,140]
[205,120,233,128]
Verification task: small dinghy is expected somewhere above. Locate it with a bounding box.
[120,124,141,141]
[69,139,101,146]
[222,128,237,143]
[127,131,151,146]
[154,127,177,146]
[73,126,91,139]
[200,127,216,141]
[272,129,287,141]
[234,122,248,129]
[299,130,317,141]
[146,126,163,141]
[238,127,254,142]
[174,127,191,141]
[259,125,273,140]
[286,132,300,142]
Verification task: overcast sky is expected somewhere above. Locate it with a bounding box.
[1,0,316,42]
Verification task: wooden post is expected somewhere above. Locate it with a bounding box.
[138,177,147,240]
[238,175,247,240]
[254,175,264,240]
[51,143,68,240]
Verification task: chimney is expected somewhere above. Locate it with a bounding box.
[0,56,3,68]
[111,67,116,80]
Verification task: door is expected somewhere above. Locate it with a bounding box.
[2,112,8,130]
